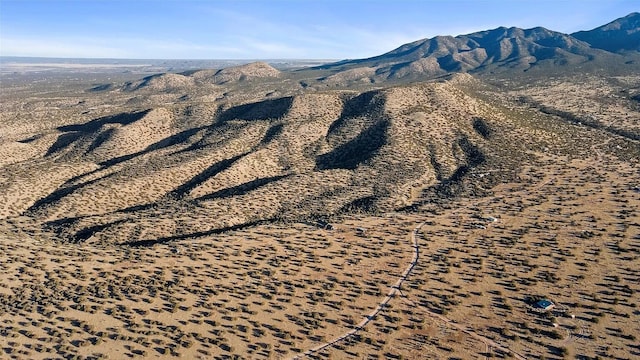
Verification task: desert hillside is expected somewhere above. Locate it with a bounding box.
[2,75,505,246]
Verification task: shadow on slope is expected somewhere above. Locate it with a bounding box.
[194,174,291,202]
[449,135,486,183]
[88,83,112,92]
[123,219,275,247]
[166,152,249,199]
[217,97,294,122]
[71,220,128,243]
[326,91,378,134]
[473,117,492,139]
[43,217,128,244]
[399,134,487,212]
[17,134,44,144]
[260,123,285,145]
[46,110,151,156]
[98,127,205,167]
[85,128,117,154]
[25,173,114,214]
[46,131,83,156]
[58,110,151,133]
[338,195,378,213]
[316,120,389,170]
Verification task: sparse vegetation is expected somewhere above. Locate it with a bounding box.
[0,39,638,360]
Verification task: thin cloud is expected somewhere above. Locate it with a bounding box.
[243,40,303,58]
[1,37,130,58]
[0,36,246,59]
[1,0,636,59]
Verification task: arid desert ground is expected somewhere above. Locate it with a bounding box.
[0,55,639,360]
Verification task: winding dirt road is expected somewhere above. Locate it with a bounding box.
[291,221,424,359]
[292,219,528,360]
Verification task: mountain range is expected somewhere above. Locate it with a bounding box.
[316,12,640,83]
[573,11,640,52]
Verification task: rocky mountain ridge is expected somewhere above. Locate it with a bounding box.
[572,12,640,52]
[315,13,640,84]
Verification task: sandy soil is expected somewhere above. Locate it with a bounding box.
[0,69,638,359]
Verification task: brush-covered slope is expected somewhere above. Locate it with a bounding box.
[573,12,640,52]
[122,62,281,92]
[207,61,281,84]
[123,73,196,92]
[3,76,498,245]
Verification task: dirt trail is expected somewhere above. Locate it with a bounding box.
[291,221,424,359]
[292,218,529,360]
[411,303,528,360]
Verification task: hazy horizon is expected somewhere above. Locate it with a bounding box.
[0,56,338,61]
[0,57,339,76]
[0,0,637,59]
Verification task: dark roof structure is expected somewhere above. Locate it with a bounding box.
[533,299,555,310]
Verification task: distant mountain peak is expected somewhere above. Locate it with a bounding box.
[600,12,640,31]
[572,12,640,52]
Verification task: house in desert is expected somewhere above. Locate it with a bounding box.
[532,299,555,312]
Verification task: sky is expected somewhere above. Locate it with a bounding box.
[0,0,637,60]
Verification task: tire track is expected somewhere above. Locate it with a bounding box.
[291,221,424,359]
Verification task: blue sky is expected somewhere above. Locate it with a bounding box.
[0,0,637,59]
